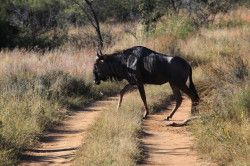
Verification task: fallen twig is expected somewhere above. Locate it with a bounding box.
[166,116,200,127]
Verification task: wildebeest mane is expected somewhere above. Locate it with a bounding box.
[101,50,128,82]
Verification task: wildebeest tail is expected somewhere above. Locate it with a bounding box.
[188,67,200,102]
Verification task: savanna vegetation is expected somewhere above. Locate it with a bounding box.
[0,0,249,165]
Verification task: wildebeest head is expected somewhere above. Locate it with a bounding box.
[93,50,108,85]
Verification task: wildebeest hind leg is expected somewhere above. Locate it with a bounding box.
[165,84,182,121]
[137,84,149,119]
[117,84,136,110]
[180,85,199,115]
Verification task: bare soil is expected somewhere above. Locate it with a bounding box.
[19,97,116,166]
[140,96,213,166]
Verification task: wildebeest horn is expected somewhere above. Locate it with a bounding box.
[97,50,103,57]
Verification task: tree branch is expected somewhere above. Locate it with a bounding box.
[72,0,103,49]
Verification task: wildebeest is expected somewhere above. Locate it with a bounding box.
[93,46,199,120]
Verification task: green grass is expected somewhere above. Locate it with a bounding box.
[0,90,62,165]
[147,14,194,39]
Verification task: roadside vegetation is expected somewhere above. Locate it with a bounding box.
[0,0,249,165]
[0,49,122,165]
[181,7,250,165]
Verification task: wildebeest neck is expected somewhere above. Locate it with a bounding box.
[103,58,127,82]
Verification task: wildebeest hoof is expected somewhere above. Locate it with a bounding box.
[164,116,171,121]
[143,114,148,119]
[143,111,148,119]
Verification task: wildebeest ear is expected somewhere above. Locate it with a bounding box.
[97,50,104,57]
[96,50,103,58]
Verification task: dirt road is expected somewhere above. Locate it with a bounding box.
[141,96,212,166]
[20,97,116,166]
[20,96,210,166]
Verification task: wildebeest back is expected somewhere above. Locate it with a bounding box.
[137,53,173,84]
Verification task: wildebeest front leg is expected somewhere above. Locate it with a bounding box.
[165,84,182,121]
[117,84,136,110]
[137,84,149,119]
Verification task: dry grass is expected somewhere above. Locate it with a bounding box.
[74,85,171,166]
[179,25,250,66]
[180,7,250,165]
[74,7,250,165]
[0,48,96,79]
[0,46,122,164]
[190,58,249,165]
[0,6,249,166]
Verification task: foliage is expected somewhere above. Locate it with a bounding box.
[93,0,140,22]
[0,0,68,49]
[139,0,174,32]
[0,0,248,49]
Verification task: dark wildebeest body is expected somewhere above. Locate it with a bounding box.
[93,46,199,119]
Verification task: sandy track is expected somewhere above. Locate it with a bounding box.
[140,96,212,166]
[19,95,211,166]
[19,97,116,166]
